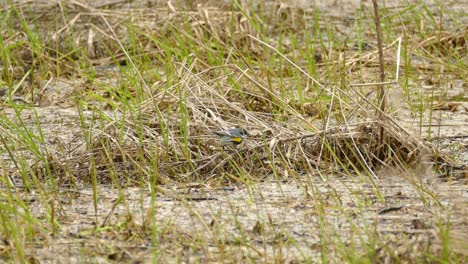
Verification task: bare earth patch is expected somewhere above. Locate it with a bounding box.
[19,174,467,263]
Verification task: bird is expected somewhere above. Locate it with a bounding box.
[212,127,249,146]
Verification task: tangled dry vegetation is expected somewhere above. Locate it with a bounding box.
[1,1,464,185]
[0,0,467,262]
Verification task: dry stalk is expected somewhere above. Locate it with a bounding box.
[372,0,387,156]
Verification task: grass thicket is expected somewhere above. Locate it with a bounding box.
[0,0,466,263]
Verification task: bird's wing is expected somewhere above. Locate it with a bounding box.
[213,130,231,137]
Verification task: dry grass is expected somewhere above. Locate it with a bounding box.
[0,0,466,263]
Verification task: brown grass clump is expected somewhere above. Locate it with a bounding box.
[48,60,454,185]
[1,1,461,188]
[3,1,458,185]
